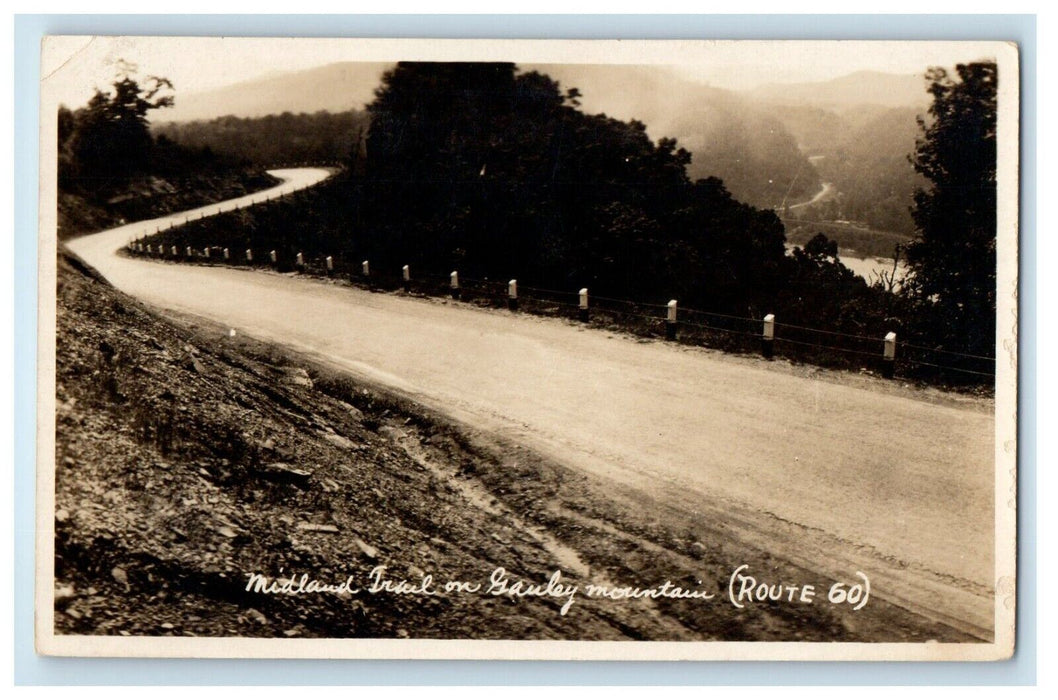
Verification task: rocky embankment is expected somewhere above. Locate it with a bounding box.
[58,170,278,240]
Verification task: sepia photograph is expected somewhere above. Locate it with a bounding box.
[35,36,1019,661]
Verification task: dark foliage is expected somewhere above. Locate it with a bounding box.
[153,110,371,168]
[57,67,276,238]
[904,62,998,363]
[60,72,173,187]
[356,62,794,316]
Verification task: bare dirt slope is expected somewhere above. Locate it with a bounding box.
[55,252,682,639]
[63,169,997,640]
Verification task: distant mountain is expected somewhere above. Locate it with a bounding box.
[746,70,930,110]
[763,100,928,234]
[154,61,935,228]
[155,62,391,122]
[531,64,822,208]
[729,70,936,234]
[158,61,823,210]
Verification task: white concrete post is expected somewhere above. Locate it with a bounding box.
[362,260,370,277]
[508,280,518,311]
[666,300,678,340]
[146,244,153,254]
[326,256,334,273]
[186,246,193,258]
[296,252,304,266]
[171,246,178,257]
[246,249,253,262]
[270,250,277,264]
[762,313,775,359]
[402,264,411,292]
[450,271,461,300]
[579,288,589,322]
[883,331,897,378]
[204,247,210,259]
[884,331,897,359]
[223,248,230,260]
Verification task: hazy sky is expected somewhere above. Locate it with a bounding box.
[43,36,1000,110]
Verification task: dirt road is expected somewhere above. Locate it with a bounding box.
[787,181,835,210]
[65,168,997,640]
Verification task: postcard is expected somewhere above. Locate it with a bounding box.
[36,36,1018,660]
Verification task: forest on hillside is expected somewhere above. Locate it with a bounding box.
[153,110,371,167]
[526,64,824,211]
[770,104,928,235]
[57,67,275,238]
[153,64,826,216]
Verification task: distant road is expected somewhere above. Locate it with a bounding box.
[65,167,997,640]
[787,181,835,211]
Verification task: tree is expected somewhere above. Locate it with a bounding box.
[905,61,997,357]
[358,61,790,312]
[61,62,174,186]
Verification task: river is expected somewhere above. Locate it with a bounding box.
[785,243,908,285]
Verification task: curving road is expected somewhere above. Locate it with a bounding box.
[787,181,835,211]
[65,168,997,640]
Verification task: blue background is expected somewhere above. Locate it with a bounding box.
[14,13,1037,685]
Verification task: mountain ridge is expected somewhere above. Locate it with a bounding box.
[151,61,932,226]
[745,69,931,109]
[157,61,931,123]
[154,62,391,123]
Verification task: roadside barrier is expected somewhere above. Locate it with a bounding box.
[123,166,993,384]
